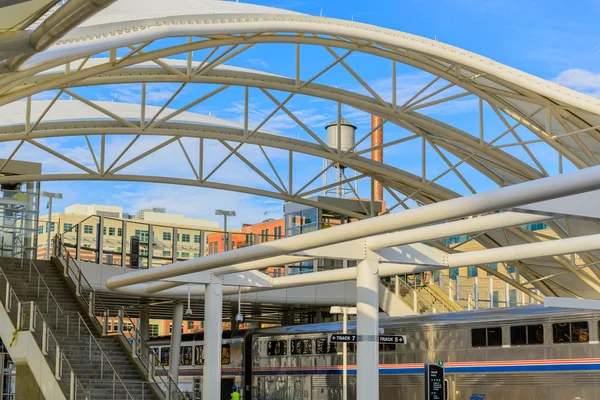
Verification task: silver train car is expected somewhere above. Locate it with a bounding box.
[151,306,600,400]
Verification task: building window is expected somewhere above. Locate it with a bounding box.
[149,324,159,337]
[187,321,194,330]
[84,225,93,234]
[109,227,116,236]
[117,228,122,237]
[467,266,478,277]
[163,250,171,257]
[163,232,172,241]
[181,252,190,258]
[506,265,516,274]
[194,235,200,243]
[449,268,459,280]
[103,226,106,235]
[194,253,200,258]
[135,230,149,243]
[509,289,517,307]
[64,223,73,232]
[181,234,190,243]
[46,222,55,233]
[527,222,548,231]
[140,249,149,256]
[488,263,498,271]
[38,226,44,234]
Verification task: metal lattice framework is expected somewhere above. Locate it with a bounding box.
[2,0,600,294]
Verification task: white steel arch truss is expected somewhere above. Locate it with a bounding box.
[1,2,600,294]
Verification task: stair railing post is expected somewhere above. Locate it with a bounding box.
[117,308,123,335]
[55,345,62,380]
[148,353,155,380]
[4,282,10,312]
[42,322,48,354]
[76,270,82,297]
[102,309,109,336]
[413,290,418,313]
[394,276,400,297]
[70,370,75,400]
[16,301,22,329]
[29,301,36,332]
[132,329,139,359]
[448,279,453,302]
[88,292,94,318]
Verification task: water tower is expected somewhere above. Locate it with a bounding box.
[322,117,358,198]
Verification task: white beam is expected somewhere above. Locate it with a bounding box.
[356,259,379,400]
[446,233,600,268]
[107,164,600,291]
[367,211,549,250]
[544,297,600,310]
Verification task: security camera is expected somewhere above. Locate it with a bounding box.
[235,312,244,323]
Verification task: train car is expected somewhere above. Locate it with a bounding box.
[148,330,245,398]
[151,306,600,399]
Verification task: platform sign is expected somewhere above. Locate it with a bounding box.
[328,334,408,344]
[378,335,407,344]
[424,361,445,400]
[328,334,357,343]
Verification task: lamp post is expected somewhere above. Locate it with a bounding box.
[41,191,63,260]
[215,210,236,252]
[330,306,357,400]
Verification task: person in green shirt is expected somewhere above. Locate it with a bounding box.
[231,385,240,400]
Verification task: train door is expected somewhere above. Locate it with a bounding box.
[445,377,455,400]
[221,377,235,400]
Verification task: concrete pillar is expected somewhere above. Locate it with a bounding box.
[356,259,379,400]
[15,364,44,400]
[203,280,223,400]
[139,305,150,362]
[169,301,184,384]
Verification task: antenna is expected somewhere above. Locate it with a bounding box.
[320,9,323,17]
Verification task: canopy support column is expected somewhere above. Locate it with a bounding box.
[169,301,183,384]
[203,279,223,400]
[356,258,379,400]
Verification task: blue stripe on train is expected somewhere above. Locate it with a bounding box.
[253,363,600,376]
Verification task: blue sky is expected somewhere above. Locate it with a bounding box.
[10,0,600,228]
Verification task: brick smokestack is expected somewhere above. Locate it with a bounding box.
[371,115,384,201]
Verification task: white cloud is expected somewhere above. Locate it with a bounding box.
[244,58,270,70]
[553,69,600,98]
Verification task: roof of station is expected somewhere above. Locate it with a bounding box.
[2,0,600,302]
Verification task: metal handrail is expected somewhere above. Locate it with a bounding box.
[55,233,187,399]
[119,308,187,399]
[54,234,110,313]
[0,267,88,399]
[74,312,136,400]
[27,258,65,315]
[22,250,137,400]
[14,236,24,270]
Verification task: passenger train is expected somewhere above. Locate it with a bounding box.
[149,305,600,400]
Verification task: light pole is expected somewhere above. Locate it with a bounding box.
[41,191,63,260]
[215,210,236,252]
[330,306,357,400]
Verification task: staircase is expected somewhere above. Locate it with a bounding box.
[0,256,158,399]
[382,276,463,314]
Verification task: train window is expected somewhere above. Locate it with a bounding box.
[160,347,170,367]
[471,327,502,347]
[379,344,396,352]
[222,344,231,365]
[267,340,287,356]
[553,321,589,343]
[291,339,313,355]
[194,345,203,365]
[180,346,193,366]
[510,324,544,345]
[315,338,337,354]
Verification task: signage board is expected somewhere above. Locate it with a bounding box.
[378,334,407,344]
[328,334,408,344]
[424,361,445,400]
[328,334,357,343]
